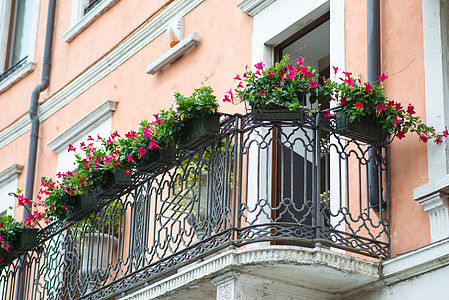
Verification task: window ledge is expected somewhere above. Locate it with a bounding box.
[0,62,35,94]
[145,32,200,75]
[63,0,120,43]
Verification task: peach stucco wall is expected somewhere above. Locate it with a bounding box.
[345,0,430,257]
[0,0,251,219]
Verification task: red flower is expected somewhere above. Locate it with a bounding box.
[407,104,416,115]
[324,110,335,119]
[376,104,386,113]
[2,243,10,251]
[223,95,231,102]
[138,147,147,156]
[364,82,373,93]
[125,130,137,139]
[295,56,305,66]
[309,80,317,89]
[67,144,76,152]
[124,168,133,177]
[254,62,265,70]
[354,101,364,110]
[435,138,443,144]
[340,96,348,106]
[62,205,68,210]
[419,133,428,143]
[148,139,158,150]
[395,103,402,110]
[234,74,241,81]
[127,154,133,162]
[379,73,388,83]
[332,66,339,75]
[393,117,402,126]
[259,90,266,98]
[396,130,406,139]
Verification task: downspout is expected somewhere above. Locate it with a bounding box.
[367,0,384,212]
[23,0,56,220]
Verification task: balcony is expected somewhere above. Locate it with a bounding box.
[0,113,389,299]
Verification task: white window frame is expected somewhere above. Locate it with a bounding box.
[63,0,120,43]
[0,0,40,92]
[0,164,24,216]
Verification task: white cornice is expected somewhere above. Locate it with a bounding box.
[47,100,117,153]
[0,164,24,188]
[0,62,35,93]
[63,0,120,43]
[237,0,275,16]
[0,0,205,150]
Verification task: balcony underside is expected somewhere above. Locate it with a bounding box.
[119,246,380,300]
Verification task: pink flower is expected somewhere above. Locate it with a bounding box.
[396,130,406,139]
[287,71,296,79]
[332,66,339,75]
[379,73,388,83]
[295,56,305,66]
[124,168,132,177]
[419,133,428,143]
[127,154,133,162]
[138,147,147,156]
[393,117,402,126]
[62,205,68,210]
[324,110,335,119]
[2,243,9,251]
[143,127,152,138]
[340,97,348,106]
[407,104,415,115]
[254,62,265,70]
[234,74,241,81]
[104,156,112,164]
[259,90,266,98]
[435,138,443,144]
[148,139,158,150]
[354,101,364,110]
[236,82,244,89]
[67,144,76,152]
[376,104,386,113]
[443,128,449,137]
[223,95,231,102]
[364,82,373,93]
[343,71,352,78]
[309,80,317,89]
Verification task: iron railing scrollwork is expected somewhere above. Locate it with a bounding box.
[0,113,389,299]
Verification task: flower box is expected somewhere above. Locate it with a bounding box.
[12,228,39,252]
[66,193,99,221]
[333,107,388,144]
[94,170,133,198]
[137,143,177,174]
[179,114,221,150]
[251,106,304,122]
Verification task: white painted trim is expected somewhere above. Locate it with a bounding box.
[0,62,35,93]
[0,0,40,92]
[0,164,23,188]
[0,0,205,150]
[46,100,117,153]
[63,0,120,43]
[237,0,275,16]
[146,32,200,74]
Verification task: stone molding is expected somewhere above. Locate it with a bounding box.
[416,191,449,242]
[118,246,379,300]
[46,100,117,153]
[237,0,276,16]
[0,164,24,188]
[0,0,205,150]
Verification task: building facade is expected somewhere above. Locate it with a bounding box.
[0,0,448,299]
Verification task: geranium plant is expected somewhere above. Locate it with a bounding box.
[324,68,448,143]
[226,55,321,110]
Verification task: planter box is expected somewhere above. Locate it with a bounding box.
[66,193,99,221]
[12,228,39,251]
[333,108,388,144]
[179,114,221,150]
[94,170,133,198]
[137,143,177,174]
[251,107,304,122]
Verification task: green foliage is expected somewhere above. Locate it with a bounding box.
[175,84,219,125]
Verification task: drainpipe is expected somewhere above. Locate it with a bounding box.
[367,0,384,212]
[23,0,56,220]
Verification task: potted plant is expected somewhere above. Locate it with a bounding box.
[175,84,220,150]
[117,108,179,174]
[227,55,320,121]
[322,69,449,144]
[0,214,38,265]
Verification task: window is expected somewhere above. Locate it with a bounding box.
[64,0,120,43]
[0,164,23,216]
[0,0,39,91]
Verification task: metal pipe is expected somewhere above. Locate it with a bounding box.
[23,0,56,220]
[367,0,383,212]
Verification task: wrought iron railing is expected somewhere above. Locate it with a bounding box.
[0,113,389,299]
